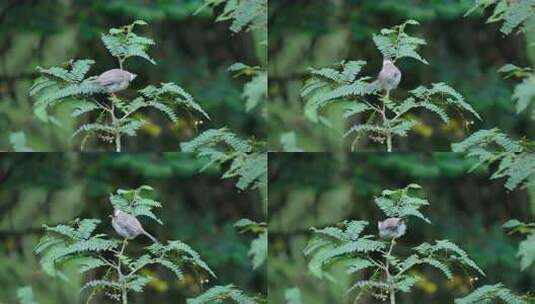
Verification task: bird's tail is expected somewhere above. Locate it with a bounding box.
[143,230,158,243]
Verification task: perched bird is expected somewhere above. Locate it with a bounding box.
[378,217,406,239]
[371,58,401,99]
[111,209,157,242]
[93,69,137,94]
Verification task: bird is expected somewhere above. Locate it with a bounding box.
[92,69,137,94]
[378,217,406,239]
[110,209,157,242]
[371,58,401,99]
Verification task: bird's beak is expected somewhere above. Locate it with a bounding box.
[130,73,137,81]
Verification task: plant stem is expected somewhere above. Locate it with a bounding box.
[379,100,393,152]
[115,133,122,152]
[385,238,397,304]
[109,102,122,152]
[117,239,128,304]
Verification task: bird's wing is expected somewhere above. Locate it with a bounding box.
[124,214,143,230]
[96,69,127,86]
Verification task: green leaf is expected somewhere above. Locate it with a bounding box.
[17,286,38,304]
[10,132,32,152]
[187,284,256,304]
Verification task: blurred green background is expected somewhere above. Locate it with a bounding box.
[0,0,264,151]
[268,153,535,303]
[268,0,535,151]
[0,153,266,303]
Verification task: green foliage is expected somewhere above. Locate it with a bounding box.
[470,2,535,116]
[196,0,267,34]
[109,185,163,224]
[499,64,535,115]
[301,21,480,151]
[279,132,304,152]
[455,283,526,304]
[101,20,156,66]
[139,82,210,120]
[284,287,303,304]
[34,186,215,303]
[145,240,216,279]
[228,63,267,113]
[187,284,256,304]
[372,19,428,64]
[235,219,267,269]
[304,184,484,302]
[452,128,534,191]
[9,132,32,152]
[181,128,267,193]
[17,286,38,304]
[375,183,430,223]
[466,0,535,35]
[503,220,535,271]
[30,59,100,109]
[29,21,208,151]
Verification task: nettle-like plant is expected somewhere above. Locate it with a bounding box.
[467,0,535,114]
[196,0,267,35]
[503,219,535,271]
[181,128,267,196]
[29,20,209,151]
[302,20,481,152]
[304,184,484,304]
[466,0,535,37]
[452,128,535,191]
[180,129,268,303]
[182,3,267,302]
[454,283,526,304]
[234,219,267,270]
[197,0,267,114]
[34,185,215,304]
[181,128,268,269]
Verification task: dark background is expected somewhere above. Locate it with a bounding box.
[0,153,266,303]
[268,153,535,303]
[0,0,264,151]
[268,0,535,151]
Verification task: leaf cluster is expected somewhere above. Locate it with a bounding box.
[452,128,534,191]
[196,0,267,34]
[466,0,535,35]
[503,219,535,271]
[34,186,215,302]
[186,284,256,304]
[109,185,163,224]
[372,19,428,64]
[228,62,267,113]
[181,128,267,193]
[304,185,483,302]
[301,21,480,151]
[234,219,268,269]
[498,64,535,116]
[101,20,156,66]
[30,21,209,151]
[454,283,526,304]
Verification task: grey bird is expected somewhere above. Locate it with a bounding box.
[111,209,157,242]
[93,69,137,94]
[372,58,401,99]
[378,217,406,239]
